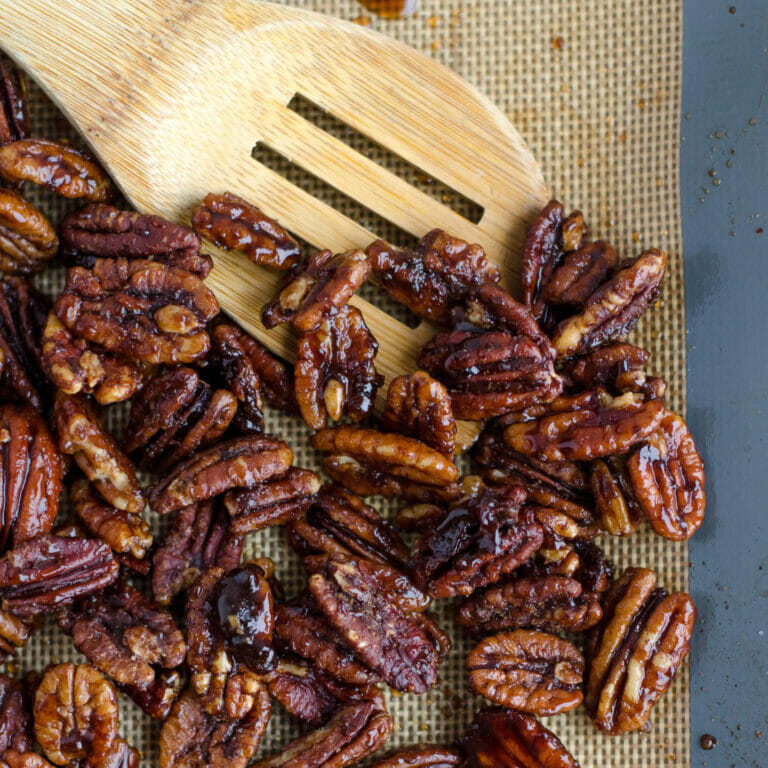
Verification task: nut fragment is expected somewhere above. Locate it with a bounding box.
[34,663,119,768]
[0,674,32,754]
[0,189,58,275]
[2,751,58,768]
[55,392,145,513]
[0,55,29,147]
[590,456,644,536]
[370,745,463,768]
[192,192,301,269]
[263,658,340,725]
[0,609,34,662]
[295,305,382,430]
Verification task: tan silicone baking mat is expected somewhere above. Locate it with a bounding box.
[10,0,689,766]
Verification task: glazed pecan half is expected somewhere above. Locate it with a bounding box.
[263,657,340,725]
[295,305,382,430]
[585,567,696,734]
[370,745,464,768]
[192,192,301,269]
[0,55,29,148]
[0,674,32,754]
[262,248,370,331]
[0,189,58,275]
[366,229,500,323]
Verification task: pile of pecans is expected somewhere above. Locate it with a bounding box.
[0,53,702,768]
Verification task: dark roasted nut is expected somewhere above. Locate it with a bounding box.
[192,192,300,269]
[467,629,584,715]
[251,691,392,768]
[34,663,118,768]
[370,745,463,768]
[590,456,644,536]
[159,682,271,768]
[309,554,442,693]
[149,436,293,515]
[366,229,500,323]
[72,479,153,561]
[551,249,667,358]
[224,468,321,536]
[55,392,145,513]
[382,371,456,456]
[585,567,696,734]
[124,366,237,471]
[0,139,114,201]
[542,240,618,307]
[419,330,561,420]
[41,314,144,404]
[263,658,340,725]
[0,55,29,148]
[152,500,243,605]
[55,258,219,364]
[462,708,579,768]
[0,609,34,662]
[61,204,211,277]
[0,535,118,617]
[0,403,64,553]
[627,409,705,541]
[262,248,370,331]
[295,305,381,429]
[503,389,665,461]
[409,485,543,598]
[311,426,459,502]
[0,674,32,754]
[0,189,58,275]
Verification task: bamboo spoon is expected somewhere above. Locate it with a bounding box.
[0,0,548,449]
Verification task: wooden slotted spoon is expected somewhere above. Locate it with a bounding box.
[0,0,547,449]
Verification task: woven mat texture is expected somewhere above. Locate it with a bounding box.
[12,1,688,766]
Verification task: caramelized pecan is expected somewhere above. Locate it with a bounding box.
[590,456,644,536]
[370,745,463,768]
[366,229,500,323]
[542,240,618,307]
[263,658,340,725]
[0,674,32,754]
[0,610,33,663]
[192,192,300,269]
[0,189,58,275]
[262,248,370,331]
[0,55,29,148]
[2,751,57,768]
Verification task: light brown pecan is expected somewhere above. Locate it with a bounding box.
[551,249,667,358]
[34,663,119,768]
[124,366,237,471]
[0,189,58,275]
[366,229,500,323]
[503,389,665,461]
[467,629,584,716]
[542,240,618,307]
[224,468,321,536]
[55,392,145,513]
[159,682,271,768]
[192,192,301,270]
[262,248,370,331]
[295,305,381,430]
[627,409,705,541]
[61,204,211,277]
[585,567,696,734]
[370,745,463,768]
[149,436,293,515]
[0,609,34,663]
[462,708,579,768]
[55,258,219,364]
[0,55,29,148]
[382,371,456,456]
[0,674,32,754]
[0,139,114,201]
[590,456,644,536]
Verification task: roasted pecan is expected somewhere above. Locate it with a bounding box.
[409,485,543,598]
[186,563,276,714]
[55,392,145,513]
[295,305,381,429]
[366,229,500,323]
[0,609,33,662]
[0,55,29,148]
[462,708,579,768]
[542,240,618,307]
[41,314,144,404]
[152,500,243,605]
[0,674,32,754]
[585,567,696,733]
[55,258,219,364]
[370,745,463,768]
[263,658,340,725]
[309,554,442,693]
[0,534,118,617]
[627,409,705,541]
[503,389,665,461]
[551,249,667,358]
[262,248,370,331]
[159,682,271,768]
[419,329,561,420]
[382,371,456,456]
[224,468,321,536]
[61,204,211,277]
[0,404,64,553]
[0,139,114,201]
[72,479,152,561]
[192,192,300,270]
[124,366,237,471]
[467,629,583,716]
[311,426,460,502]
[590,456,644,536]
[149,435,293,515]
[0,189,58,275]
[34,663,118,768]
[2,751,57,768]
